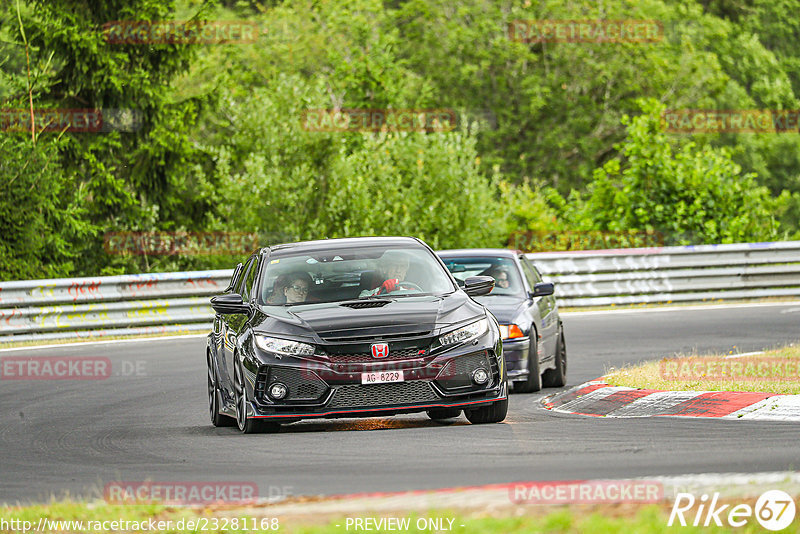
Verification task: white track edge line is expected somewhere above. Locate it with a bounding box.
[0,333,208,352]
[561,300,800,316]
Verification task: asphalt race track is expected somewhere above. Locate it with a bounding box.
[2,302,799,504]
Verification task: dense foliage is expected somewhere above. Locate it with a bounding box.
[1,0,799,280]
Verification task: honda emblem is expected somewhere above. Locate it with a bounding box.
[371,343,389,359]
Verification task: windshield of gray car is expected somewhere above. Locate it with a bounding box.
[439,256,525,297]
[258,245,456,305]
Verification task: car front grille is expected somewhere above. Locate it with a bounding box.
[262,366,328,402]
[319,330,431,343]
[327,381,439,409]
[435,351,493,390]
[327,347,426,363]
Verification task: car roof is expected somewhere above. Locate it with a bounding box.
[436,248,524,258]
[263,236,425,255]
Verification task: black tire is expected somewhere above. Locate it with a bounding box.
[542,326,567,388]
[234,358,279,434]
[426,408,462,421]
[465,398,508,424]
[512,336,542,393]
[208,354,235,427]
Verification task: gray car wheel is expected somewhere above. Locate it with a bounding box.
[513,335,542,393]
[542,326,567,388]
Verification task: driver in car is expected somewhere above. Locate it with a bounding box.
[486,266,510,290]
[360,251,413,297]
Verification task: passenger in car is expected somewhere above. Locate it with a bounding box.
[283,272,313,304]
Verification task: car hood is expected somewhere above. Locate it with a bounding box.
[251,292,485,343]
[472,295,527,324]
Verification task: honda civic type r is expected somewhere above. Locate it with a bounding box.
[206,236,508,433]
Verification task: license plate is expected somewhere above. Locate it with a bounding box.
[361,370,404,384]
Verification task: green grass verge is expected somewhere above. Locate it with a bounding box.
[605,343,800,394]
[0,501,782,533]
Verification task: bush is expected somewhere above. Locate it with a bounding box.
[190,75,507,251]
[566,100,778,245]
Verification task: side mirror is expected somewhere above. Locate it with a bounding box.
[532,282,555,297]
[224,263,244,292]
[464,275,495,297]
[211,293,250,315]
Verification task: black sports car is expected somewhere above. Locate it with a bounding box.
[436,249,566,393]
[206,237,508,433]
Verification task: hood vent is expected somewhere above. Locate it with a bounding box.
[320,330,431,343]
[340,300,391,309]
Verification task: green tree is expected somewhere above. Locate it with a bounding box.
[188,72,506,250]
[389,0,735,192]
[0,136,91,279]
[568,100,778,244]
[0,0,209,278]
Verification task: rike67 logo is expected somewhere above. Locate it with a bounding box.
[669,490,796,531]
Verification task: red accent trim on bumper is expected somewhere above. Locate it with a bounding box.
[251,396,506,419]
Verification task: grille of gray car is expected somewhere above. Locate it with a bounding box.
[328,381,439,408]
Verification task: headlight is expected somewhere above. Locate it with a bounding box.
[439,317,488,347]
[254,335,314,357]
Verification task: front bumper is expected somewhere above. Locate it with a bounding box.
[503,337,530,380]
[246,342,506,421]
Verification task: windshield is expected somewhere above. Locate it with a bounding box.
[259,244,456,305]
[440,256,525,297]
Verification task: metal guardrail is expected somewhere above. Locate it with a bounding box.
[528,240,800,307]
[0,271,231,343]
[1,241,799,342]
